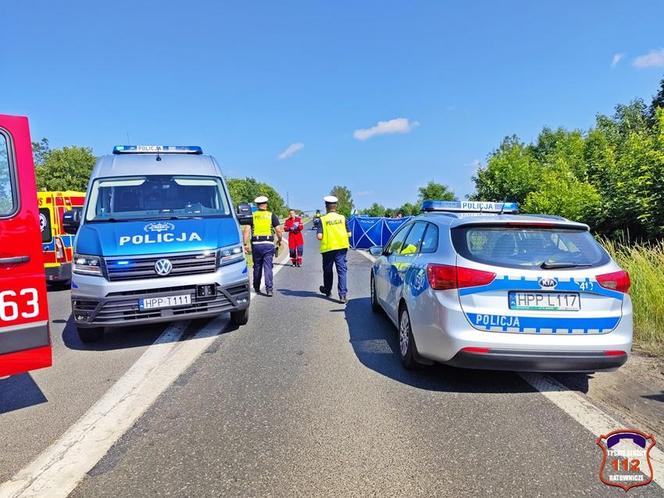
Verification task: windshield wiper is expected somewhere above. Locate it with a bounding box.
[540,261,592,269]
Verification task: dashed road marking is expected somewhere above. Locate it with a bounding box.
[1,251,289,498]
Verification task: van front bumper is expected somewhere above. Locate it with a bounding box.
[72,281,250,328]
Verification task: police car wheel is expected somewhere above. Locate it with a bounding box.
[370,273,381,313]
[398,307,417,369]
[77,326,104,343]
[230,308,249,327]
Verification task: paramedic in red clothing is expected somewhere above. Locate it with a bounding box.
[283,209,304,267]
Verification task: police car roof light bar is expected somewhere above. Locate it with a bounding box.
[421,200,519,214]
[112,145,203,155]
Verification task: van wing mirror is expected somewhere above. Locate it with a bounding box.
[236,203,253,226]
[63,207,82,234]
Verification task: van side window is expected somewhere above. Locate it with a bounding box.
[0,131,16,216]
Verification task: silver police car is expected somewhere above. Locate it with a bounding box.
[369,201,632,372]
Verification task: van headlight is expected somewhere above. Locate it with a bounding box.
[218,245,244,267]
[73,254,103,276]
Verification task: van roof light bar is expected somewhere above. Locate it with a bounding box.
[112,145,203,155]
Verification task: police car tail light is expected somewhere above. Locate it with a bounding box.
[597,270,631,294]
[73,254,103,276]
[426,264,495,290]
[457,266,496,288]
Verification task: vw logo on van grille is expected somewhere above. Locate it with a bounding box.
[154,258,173,276]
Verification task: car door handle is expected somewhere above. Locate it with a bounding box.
[0,255,30,265]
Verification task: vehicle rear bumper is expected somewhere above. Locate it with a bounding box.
[0,321,52,377]
[45,263,71,282]
[446,349,628,373]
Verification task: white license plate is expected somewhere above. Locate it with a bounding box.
[509,292,580,311]
[139,294,191,310]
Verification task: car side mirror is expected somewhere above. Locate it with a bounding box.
[62,207,82,234]
[369,246,383,257]
[236,203,253,226]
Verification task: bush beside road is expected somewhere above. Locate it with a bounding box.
[604,240,664,355]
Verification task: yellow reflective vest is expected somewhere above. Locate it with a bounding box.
[320,212,350,253]
[252,210,274,238]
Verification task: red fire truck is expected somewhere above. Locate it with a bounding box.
[0,114,52,377]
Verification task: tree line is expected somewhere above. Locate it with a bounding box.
[356,181,456,218]
[472,77,664,241]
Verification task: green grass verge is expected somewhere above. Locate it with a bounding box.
[603,239,664,355]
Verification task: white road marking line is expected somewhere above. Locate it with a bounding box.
[521,373,664,490]
[357,248,663,490]
[2,251,290,498]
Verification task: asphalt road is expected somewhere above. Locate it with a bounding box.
[0,286,167,483]
[2,228,662,496]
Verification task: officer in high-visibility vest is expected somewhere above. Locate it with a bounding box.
[243,196,283,296]
[317,195,351,303]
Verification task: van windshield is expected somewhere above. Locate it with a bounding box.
[451,225,610,269]
[85,175,231,222]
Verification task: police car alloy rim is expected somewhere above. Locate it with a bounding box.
[399,311,410,357]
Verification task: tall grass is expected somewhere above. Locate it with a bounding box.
[602,239,664,354]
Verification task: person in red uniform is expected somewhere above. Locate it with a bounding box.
[283,209,304,267]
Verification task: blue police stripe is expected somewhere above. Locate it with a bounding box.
[458,275,624,301]
[466,313,620,334]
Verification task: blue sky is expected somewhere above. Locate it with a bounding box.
[2,1,664,211]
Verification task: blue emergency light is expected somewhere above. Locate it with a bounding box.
[112,145,203,155]
[421,200,519,213]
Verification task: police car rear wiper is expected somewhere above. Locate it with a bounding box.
[540,261,592,269]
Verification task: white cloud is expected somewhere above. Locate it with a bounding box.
[353,118,420,141]
[277,142,304,160]
[355,190,374,197]
[633,49,664,69]
[611,52,625,67]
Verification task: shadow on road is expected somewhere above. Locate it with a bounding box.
[643,391,664,403]
[277,288,330,300]
[0,373,48,414]
[549,372,591,394]
[344,297,537,394]
[62,315,235,352]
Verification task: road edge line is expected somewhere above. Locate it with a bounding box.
[520,373,663,489]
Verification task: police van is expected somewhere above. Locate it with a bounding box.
[65,145,251,342]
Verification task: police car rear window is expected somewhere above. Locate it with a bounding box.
[451,225,609,269]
